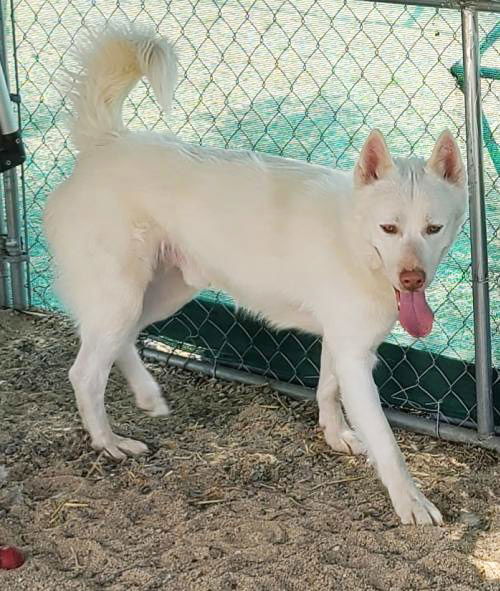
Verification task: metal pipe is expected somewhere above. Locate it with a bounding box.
[0,266,7,307]
[0,2,10,100]
[3,168,26,309]
[462,8,494,440]
[0,185,8,307]
[8,0,30,307]
[0,2,8,307]
[356,0,500,13]
[384,408,500,452]
[143,347,500,452]
[0,0,26,310]
[0,61,15,134]
[142,347,316,401]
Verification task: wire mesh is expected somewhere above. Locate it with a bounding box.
[6,0,499,430]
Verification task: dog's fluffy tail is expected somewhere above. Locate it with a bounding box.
[65,24,177,152]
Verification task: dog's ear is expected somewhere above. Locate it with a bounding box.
[426,130,465,186]
[354,130,394,187]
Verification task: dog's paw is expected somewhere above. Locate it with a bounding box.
[134,381,170,417]
[391,486,443,526]
[142,398,170,417]
[323,426,364,455]
[92,434,149,461]
[139,396,170,417]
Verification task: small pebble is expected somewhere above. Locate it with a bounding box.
[458,511,482,528]
[0,466,7,486]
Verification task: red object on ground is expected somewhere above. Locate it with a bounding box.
[0,545,25,569]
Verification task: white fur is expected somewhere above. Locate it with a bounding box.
[44,25,467,525]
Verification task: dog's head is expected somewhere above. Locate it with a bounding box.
[354,129,467,338]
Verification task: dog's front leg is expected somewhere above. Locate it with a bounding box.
[332,349,442,525]
[317,341,364,455]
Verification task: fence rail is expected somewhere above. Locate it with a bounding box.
[363,0,500,12]
[1,0,498,451]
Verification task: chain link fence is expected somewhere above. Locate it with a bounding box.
[2,0,499,443]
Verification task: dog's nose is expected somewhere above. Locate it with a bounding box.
[399,268,426,291]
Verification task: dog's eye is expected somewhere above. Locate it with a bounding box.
[426,224,443,235]
[380,224,398,235]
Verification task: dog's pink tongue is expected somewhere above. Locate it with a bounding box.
[398,291,434,338]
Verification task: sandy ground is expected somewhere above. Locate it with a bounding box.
[0,309,499,590]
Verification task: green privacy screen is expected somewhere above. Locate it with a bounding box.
[146,294,500,429]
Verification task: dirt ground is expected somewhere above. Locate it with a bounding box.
[0,309,499,590]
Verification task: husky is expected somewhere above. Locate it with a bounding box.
[44,24,467,525]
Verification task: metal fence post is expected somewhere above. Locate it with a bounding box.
[0,185,8,306]
[0,0,27,310]
[461,8,494,440]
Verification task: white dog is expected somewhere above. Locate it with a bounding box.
[44,25,467,525]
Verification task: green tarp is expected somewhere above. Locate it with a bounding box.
[148,293,500,429]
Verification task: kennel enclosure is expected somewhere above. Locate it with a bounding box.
[0,0,498,451]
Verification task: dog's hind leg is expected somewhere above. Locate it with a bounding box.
[139,266,197,330]
[317,341,364,455]
[116,345,169,417]
[68,271,151,460]
[116,266,196,416]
